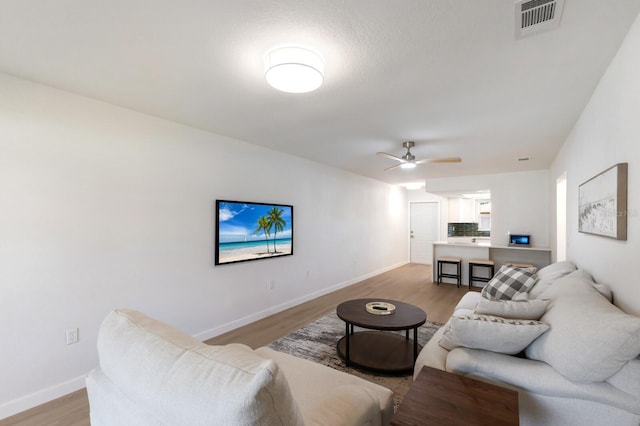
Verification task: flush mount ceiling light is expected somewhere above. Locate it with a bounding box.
[265,46,324,93]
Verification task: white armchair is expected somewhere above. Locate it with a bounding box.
[86,309,393,426]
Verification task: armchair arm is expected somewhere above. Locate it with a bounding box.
[414,323,449,379]
[301,385,381,426]
[446,348,640,415]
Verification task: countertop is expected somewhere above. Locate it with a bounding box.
[434,241,551,251]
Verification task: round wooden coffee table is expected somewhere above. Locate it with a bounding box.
[336,298,427,374]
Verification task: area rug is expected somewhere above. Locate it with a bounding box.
[268,311,443,410]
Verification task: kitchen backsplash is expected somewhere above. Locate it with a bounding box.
[448,222,490,237]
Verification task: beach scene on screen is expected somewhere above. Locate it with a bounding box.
[217,201,292,264]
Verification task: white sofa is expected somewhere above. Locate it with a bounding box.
[415,261,640,426]
[86,309,393,426]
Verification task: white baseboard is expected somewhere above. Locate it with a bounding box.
[194,261,407,341]
[0,375,86,420]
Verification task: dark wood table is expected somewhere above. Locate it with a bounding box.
[391,366,519,426]
[336,299,426,374]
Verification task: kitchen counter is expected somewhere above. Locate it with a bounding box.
[432,242,551,286]
[434,241,552,251]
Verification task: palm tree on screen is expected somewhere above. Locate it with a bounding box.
[254,216,271,253]
[268,207,286,253]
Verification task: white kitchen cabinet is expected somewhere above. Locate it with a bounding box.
[477,200,491,213]
[448,198,476,222]
[476,200,491,230]
[478,213,491,231]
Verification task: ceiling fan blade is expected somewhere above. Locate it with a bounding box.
[384,163,404,171]
[415,157,462,164]
[377,152,404,163]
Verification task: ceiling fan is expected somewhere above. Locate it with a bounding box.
[376,141,462,171]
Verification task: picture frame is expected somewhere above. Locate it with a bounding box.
[578,163,628,240]
[215,200,293,265]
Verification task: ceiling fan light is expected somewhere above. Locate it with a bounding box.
[265,46,324,93]
[400,162,417,169]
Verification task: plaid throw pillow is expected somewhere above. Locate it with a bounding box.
[481,265,538,300]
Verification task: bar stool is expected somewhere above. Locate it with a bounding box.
[437,257,462,287]
[468,259,495,289]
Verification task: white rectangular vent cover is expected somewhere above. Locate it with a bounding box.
[515,0,564,39]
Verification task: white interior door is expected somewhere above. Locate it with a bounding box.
[410,202,439,265]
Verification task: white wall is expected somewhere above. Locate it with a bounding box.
[423,170,550,247]
[550,13,640,316]
[0,73,409,418]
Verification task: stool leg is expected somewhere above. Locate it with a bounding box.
[457,261,461,288]
[468,264,472,289]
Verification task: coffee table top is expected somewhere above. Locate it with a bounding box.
[336,299,426,331]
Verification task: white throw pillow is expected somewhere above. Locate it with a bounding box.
[528,261,576,299]
[481,265,538,301]
[438,314,549,355]
[526,273,640,383]
[474,298,550,320]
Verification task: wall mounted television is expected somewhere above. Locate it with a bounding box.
[215,200,293,265]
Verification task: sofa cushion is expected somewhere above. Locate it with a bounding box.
[481,264,538,301]
[528,261,576,299]
[608,355,640,398]
[453,291,482,316]
[438,314,549,355]
[593,281,614,302]
[474,298,550,320]
[256,346,394,425]
[97,309,304,426]
[526,272,640,383]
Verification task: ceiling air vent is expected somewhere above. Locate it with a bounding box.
[515,0,564,39]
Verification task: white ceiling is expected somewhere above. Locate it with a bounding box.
[2,1,639,186]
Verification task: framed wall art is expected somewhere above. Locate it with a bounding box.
[578,163,628,240]
[215,200,293,265]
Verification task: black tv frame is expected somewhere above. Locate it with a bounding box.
[215,200,294,265]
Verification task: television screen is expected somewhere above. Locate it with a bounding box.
[509,234,530,246]
[215,200,293,265]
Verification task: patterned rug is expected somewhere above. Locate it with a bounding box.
[268,311,443,409]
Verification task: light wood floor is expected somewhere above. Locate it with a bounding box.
[1,263,468,426]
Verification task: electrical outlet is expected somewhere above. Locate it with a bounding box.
[65,328,79,345]
[268,279,275,290]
